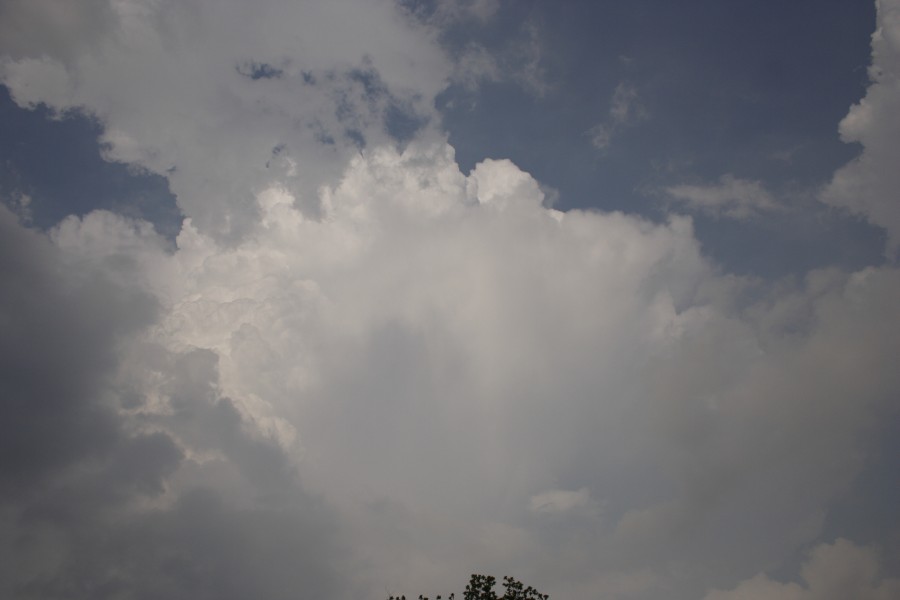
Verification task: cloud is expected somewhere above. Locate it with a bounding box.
[0,0,116,61]
[588,83,647,151]
[822,0,900,255]
[448,23,548,96]
[665,174,782,219]
[608,83,642,125]
[399,0,547,95]
[0,0,548,235]
[0,0,453,240]
[704,539,900,600]
[9,141,895,598]
[402,0,501,25]
[0,205,155,495]
[2,2,899,599]
[0,205,348,598]
[529,488,599,517]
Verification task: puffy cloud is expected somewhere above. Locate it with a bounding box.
[7,141,895,598]
[0,205,156,495]
[704,539,900,600]
[0,0,453,240]
[0,0,550,240]
[822,0,900,255]
[665,174,782,219]
[0,204,345,599]
[2,1,899,599]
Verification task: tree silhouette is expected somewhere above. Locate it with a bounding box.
[389,574,548,600]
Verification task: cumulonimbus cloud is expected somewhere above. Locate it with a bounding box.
[1,1,899,599]
[13,140,897,598]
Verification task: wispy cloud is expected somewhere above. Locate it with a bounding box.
[664,174,782,219]
[589,82,647,151]
[450,21,549,96]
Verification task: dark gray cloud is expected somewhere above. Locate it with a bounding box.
[0,208,345,599]
[0,205,154,494]
[7,482,341,600]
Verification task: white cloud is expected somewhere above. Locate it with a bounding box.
[466,157,546,208]
[822,0,900,255]
[0,0,548,238]
[665,174,782,219]
[0,0,453,239]
[2,2,900,599]
[35,141,900,598]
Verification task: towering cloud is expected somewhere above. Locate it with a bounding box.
[1,1,898,599]
[824,0,900,255]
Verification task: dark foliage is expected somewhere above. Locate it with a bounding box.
[389,574,548,600]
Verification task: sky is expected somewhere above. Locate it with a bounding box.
[0,1,899,599]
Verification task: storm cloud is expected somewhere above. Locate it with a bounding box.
[1,1,898,599]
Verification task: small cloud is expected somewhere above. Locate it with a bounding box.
[769,144,803,164]
[14,192,33,223]
[452,43,501,91]
[449,22,548,97]
[588,123,614,151]
[0,190,33,224]
[529,487,600,517]
[401,0,500,26]
[664,174,782,220]
[442,0,501,23]
[588,82,647,151]
[609,83,641,124]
